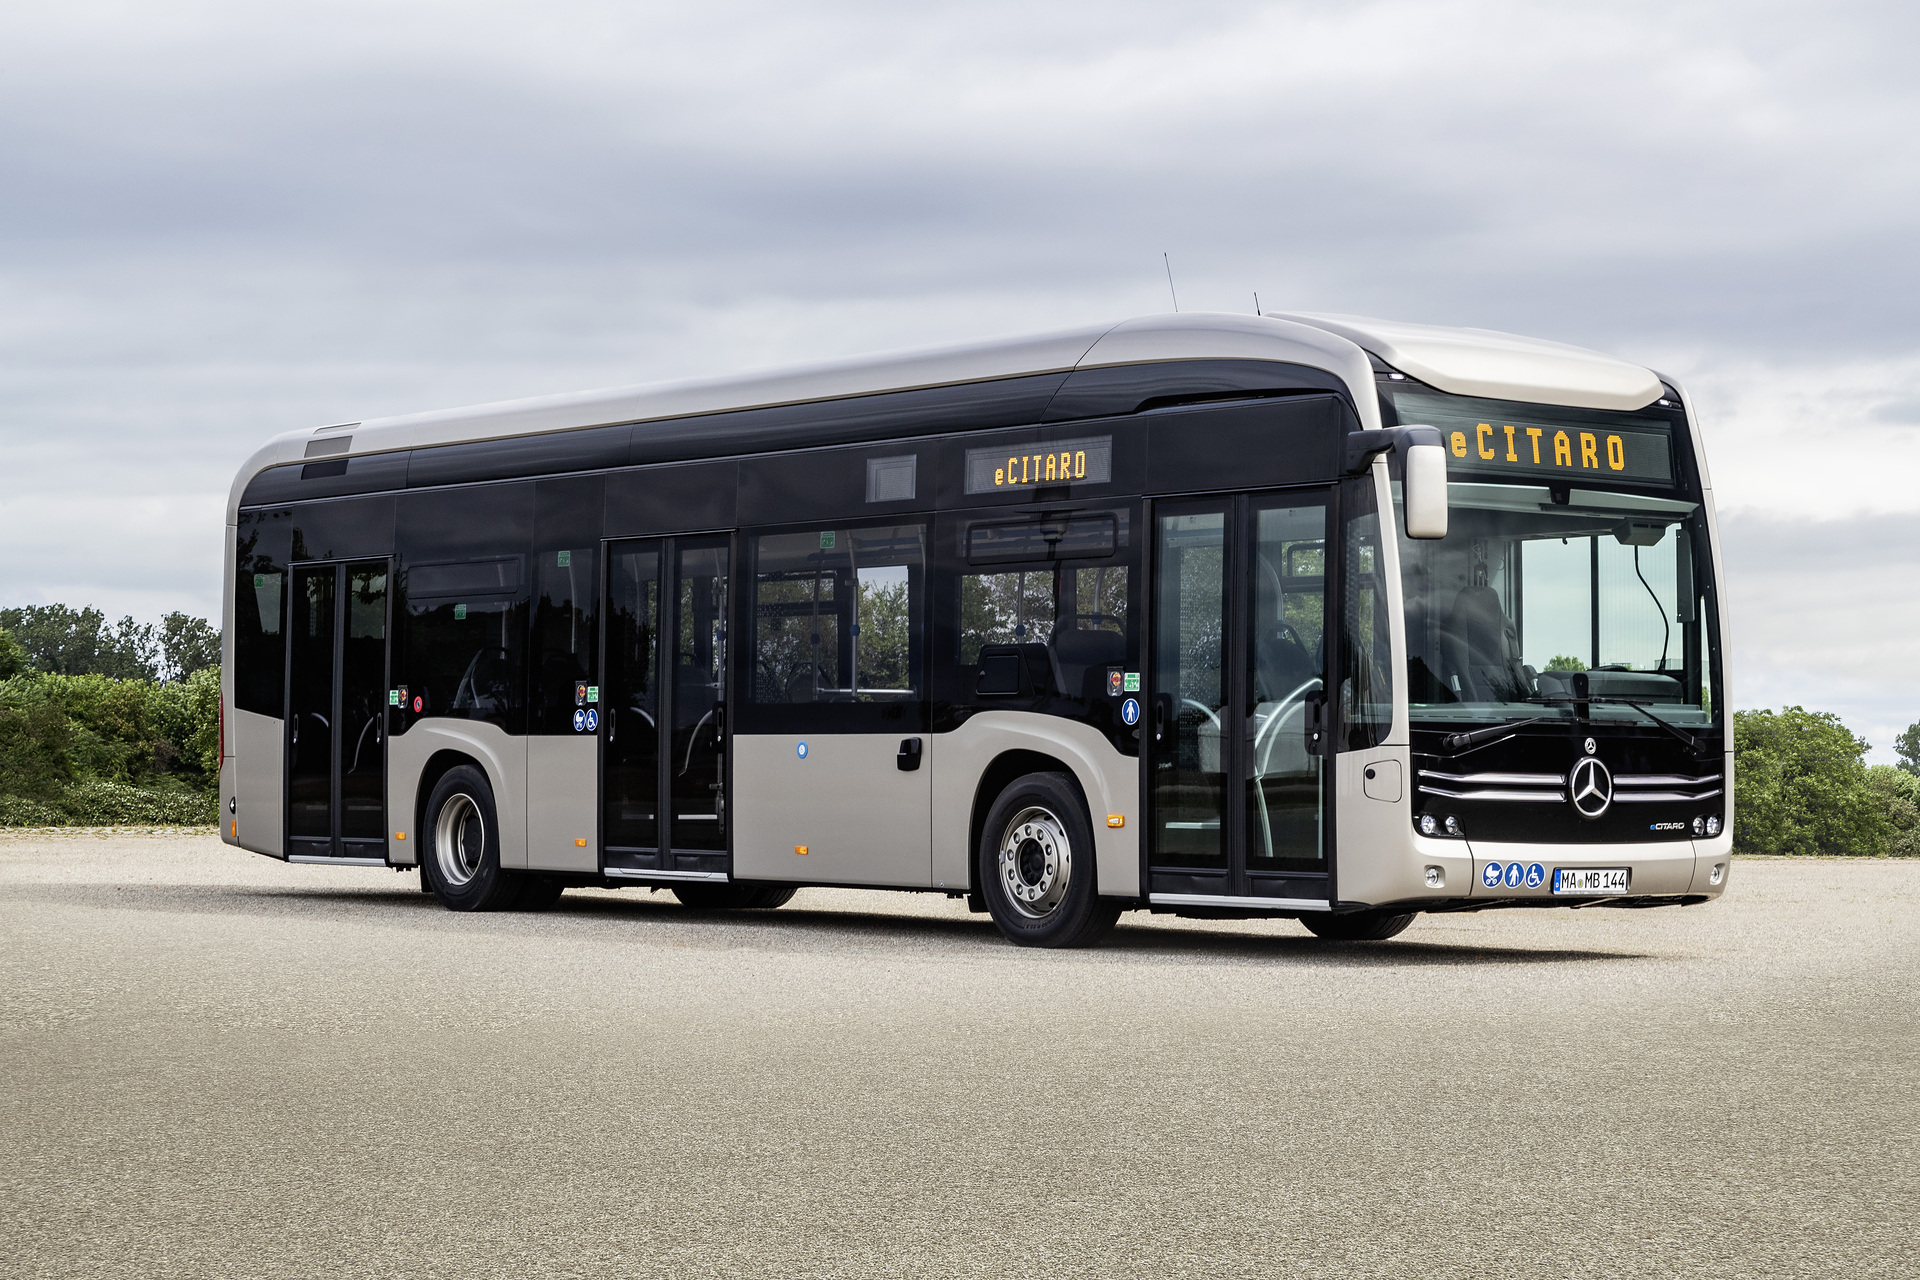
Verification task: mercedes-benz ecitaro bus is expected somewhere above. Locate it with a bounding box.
[219,312,1730,946]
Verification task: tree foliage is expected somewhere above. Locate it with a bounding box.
[0,605,219,682]
[1732,707,1887,856]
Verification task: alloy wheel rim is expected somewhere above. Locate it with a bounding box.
[434,793,485,888]
[997,805,1071,919]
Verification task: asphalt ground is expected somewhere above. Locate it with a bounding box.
[1,833,1914,1279]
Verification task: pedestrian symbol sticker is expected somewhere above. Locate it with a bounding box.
[1121,698,1140,726]
[1503,862,1524,888]
[796,741,808,759]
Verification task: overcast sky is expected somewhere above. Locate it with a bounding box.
[3,0,1917,754]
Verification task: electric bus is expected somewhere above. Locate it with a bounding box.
[220,312,1730,946]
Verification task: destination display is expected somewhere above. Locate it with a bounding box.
[1391,391,1675,486]
[964,435,1113,494]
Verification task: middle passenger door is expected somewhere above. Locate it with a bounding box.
[731,521,932,886]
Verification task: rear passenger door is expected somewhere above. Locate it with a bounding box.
[730,521,932,886]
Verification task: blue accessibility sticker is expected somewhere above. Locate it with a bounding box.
[1503,861,1525,888]
[796,741,808,759]
[572,708,587,733]
[584,708,598,732]
[1524,862,1545,889]
[1482,861,1503,888]
[1121,697,1141,726]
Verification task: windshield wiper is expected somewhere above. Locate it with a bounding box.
[1530,695,1711,756]
[1435,715,1561,754]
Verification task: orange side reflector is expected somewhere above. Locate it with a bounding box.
[1107,814,1125,828]
[394,831,406,841]
[231,820,237,837]
[794,845,809,856]
[575,838,587,847]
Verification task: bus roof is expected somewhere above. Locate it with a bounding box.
[227,311,1667,523]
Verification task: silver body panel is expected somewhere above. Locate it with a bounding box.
[230,708,284,858]
[733,733,932,886]
[929,712,1140,898]
[386,718,526,868]
[525,734,599,873]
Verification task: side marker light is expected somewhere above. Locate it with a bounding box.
[395,831,405,841]
[794,845,809,856]
[575,838,587,847]
[1107,814,1125,828]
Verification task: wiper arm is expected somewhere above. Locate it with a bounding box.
[1436,715,1558,754]
[1530,694,1710,756]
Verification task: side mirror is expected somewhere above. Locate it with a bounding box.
[1403,441,1449,539]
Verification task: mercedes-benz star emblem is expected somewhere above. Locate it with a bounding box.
[1569,756,1613,819]
[1584,737,1597,755]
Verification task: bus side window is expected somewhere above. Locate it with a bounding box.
[746,523,926,708]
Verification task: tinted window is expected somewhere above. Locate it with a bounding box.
[529,546,598,735]
[234,509,293,716]
[740,522,927,732]
[938,504,1140,749]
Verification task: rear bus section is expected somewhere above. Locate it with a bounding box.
[220,311,1730,945]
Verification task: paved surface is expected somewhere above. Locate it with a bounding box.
[1,834,1914,1279]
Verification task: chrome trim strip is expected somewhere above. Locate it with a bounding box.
[1616,774,1724,787]
[1419,786,1567,803]
[288,855,387,866]
[602,867,730,883]
[1150,893,1330,912]
[1419,770,1563,785]
[1615,789,1723,803]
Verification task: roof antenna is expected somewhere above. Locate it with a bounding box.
[1253,291,1261,317]
[1163,253,1179,312]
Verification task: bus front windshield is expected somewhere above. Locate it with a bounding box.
[1394,481,1722,735]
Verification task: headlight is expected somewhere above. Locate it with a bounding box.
[1443,816,1462,837]
[1705,816,1721,836]
[1418,814,1438,836]
[1691,816,1705,836]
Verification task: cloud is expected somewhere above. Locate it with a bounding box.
[1,0,1917,747]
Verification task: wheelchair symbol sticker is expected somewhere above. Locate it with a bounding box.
[584,708,598,733]
[1524,862,1545,888]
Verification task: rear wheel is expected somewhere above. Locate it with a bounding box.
[1301,910,1416,941]
[672,883,798,910]
[421,766,523,911]
[978,772,1121,948]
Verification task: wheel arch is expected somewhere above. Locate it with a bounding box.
[414,749,490,860]
[968,750,1092,900]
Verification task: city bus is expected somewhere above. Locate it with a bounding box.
[220,312,1730,946]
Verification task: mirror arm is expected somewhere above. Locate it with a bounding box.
[1343,425,1444,474]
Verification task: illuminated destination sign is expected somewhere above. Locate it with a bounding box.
[965,435,1113,494]
[1392,391,1674,486]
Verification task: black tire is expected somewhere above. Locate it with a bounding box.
[671,883,799,910]
[1301,910,1416,941]
[420,765,523,911]
[978,771,1121,948]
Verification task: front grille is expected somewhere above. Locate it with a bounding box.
[1417,770,1565,803]
[1416,769,1723,805]
[1612,773,1724,804]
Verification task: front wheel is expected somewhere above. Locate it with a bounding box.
[978,772,1121,948]
[1300,910,1416,941]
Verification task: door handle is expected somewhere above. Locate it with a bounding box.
[897,737,923,771]
[1153,693,1172,744]
[1305,693,1328,757]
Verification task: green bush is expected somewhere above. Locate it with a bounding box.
[0,652,222,826]
[1865,766,1920,857]
[1733,707,1889,856]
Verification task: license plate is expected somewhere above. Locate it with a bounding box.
[1553,867,1630,895]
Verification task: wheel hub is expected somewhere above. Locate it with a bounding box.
[997,806,1071,919]
[433,793,485,888]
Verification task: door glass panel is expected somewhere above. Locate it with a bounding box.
[605,544,661,854]
[339,563,388,847]
[669,540,729,853]
[1246,503,1326,868]
[287,567,336,850]
[1151,510,1228,868]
